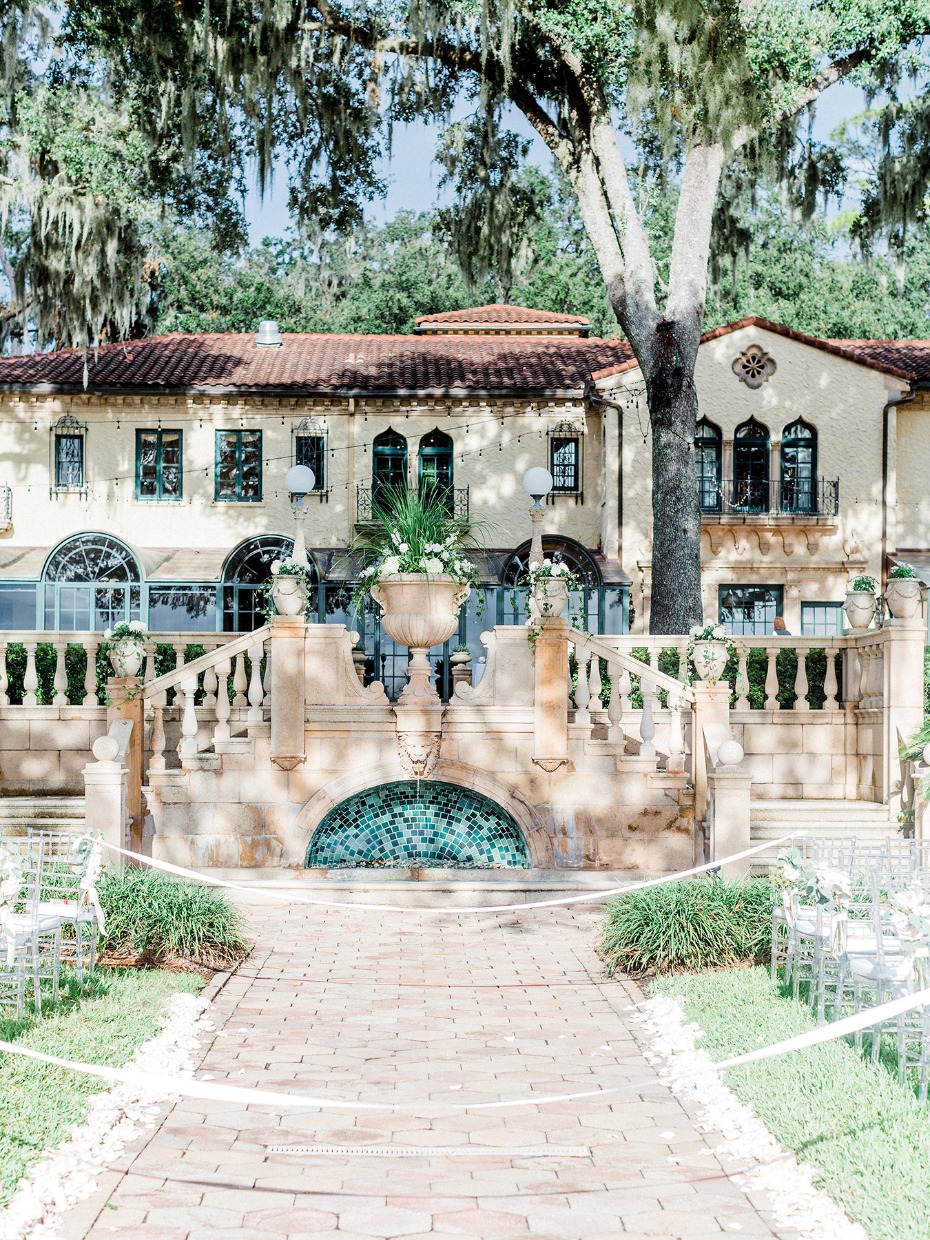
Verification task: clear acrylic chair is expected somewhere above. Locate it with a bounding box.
[0,838,66,1010]
[27,830,101,982]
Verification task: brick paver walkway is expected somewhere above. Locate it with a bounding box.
[69,895,784,1240]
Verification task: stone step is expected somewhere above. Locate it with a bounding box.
[0,796,85,821]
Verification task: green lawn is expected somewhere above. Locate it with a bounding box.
[652,967,930,1240]
[0,969,202,1205]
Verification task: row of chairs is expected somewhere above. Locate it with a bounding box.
[771,835,930,1099]
[0,829,103,1018]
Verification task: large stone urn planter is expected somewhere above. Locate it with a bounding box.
[371,574,470,703]
[844,590,876,632]
[270,571,309,617]
[528,578,570,621]
[885,578,923,621]
[108,639,145,678]
[691,640,729,683]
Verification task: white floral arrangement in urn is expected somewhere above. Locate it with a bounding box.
[686,620,736,683]
[351,485,481,613]
[270,554,309,578]
[103,620,147,642]
[521,559,581,591]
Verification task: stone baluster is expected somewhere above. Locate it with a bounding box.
[263,645,272,699]
[149,704,167,772]
[640,676,657,758]
[177,674,200,761]
[82,638,99,705]
[607,670,623,743]
[574,647,591,725]
[587,652,604,723]
[823,649,839,711]
[52,641,69,705]
[23,641,39,705]
[0,641,8,705]
[172,642,186,672]
[247,639,265,724]
[213,656,232,742]
[666,688,685,773]
[232,653,248,706]
[142,641,156,685]
[870,647,885,710]
[764,647,780,710]
[859,645,872,707]
[793,646,810,712]
[202,646,218,710]
[734,645,750,710]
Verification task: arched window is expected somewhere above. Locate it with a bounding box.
[695,420,722,513]
[222,536,319,632]
[418,429,453,512]
[733,418,770,513]
[372,429,408,507]
[501,537,602,629]
[780,419,817,514]
[42,534,141,630]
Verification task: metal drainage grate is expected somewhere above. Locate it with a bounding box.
[267,1144,591,1158]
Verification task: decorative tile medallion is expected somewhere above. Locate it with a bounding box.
[306,780,530,869]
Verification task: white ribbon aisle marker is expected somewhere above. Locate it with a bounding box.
[1,977,927,1115]
[90,833,799,916]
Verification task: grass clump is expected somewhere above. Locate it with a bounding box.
[0,969,201,1204]
[99,868,248,969]
[600,876,775,976]
[653,967,930,1240]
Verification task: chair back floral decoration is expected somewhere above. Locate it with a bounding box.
[73,836,107,932]
[888,885,930,987]
[0,851,23,965]
[775,847,852,953]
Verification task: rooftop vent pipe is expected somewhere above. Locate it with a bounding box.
[256,320,283,347]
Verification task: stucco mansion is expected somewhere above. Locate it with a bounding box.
[0,304,927,874]
[0,305,927,656]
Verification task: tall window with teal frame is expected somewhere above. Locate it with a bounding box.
[733,418,770,512]
[136,429,183,501]
[418,429,453,511]
[372,428,408,506]
[781,419,817,513]
[695,419,722,512]
[215,430,262,502]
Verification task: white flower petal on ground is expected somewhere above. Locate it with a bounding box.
[632,995,867,1240]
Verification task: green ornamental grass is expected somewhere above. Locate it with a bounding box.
[600,876,776,976]
[653,967,930,1240]
[98,869,248,968]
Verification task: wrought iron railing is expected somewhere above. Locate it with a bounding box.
[700,478,839,517]
[356,483,470,524]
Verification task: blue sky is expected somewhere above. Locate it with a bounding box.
[243,82,866,243]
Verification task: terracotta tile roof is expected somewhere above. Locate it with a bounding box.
[414,304,591,334]
[823,339,930,383]
[591,315,921,383]
[0,332,630,395]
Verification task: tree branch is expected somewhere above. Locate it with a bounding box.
[666,142,726,360]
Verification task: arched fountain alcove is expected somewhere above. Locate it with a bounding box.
[305,780,530,869]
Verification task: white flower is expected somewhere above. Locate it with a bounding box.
[423,557,444,573]
[529,561,539,571]
[689,625,702,637]
[129,620,147,633]
[391,530,401,545]
[103,629,113,641]
[381,555,401,576]
[270,560,282,573]
[445,535,456,546]
[398,543,408,553]
[712,624,726,640]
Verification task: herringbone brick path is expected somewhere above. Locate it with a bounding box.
[69,896,784,1239]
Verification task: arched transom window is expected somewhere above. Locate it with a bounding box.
[42,534,141,630]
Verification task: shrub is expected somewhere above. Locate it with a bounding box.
[99,868,249,968]
[599,876,776,977]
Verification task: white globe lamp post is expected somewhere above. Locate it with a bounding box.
[284,464,315,566]
[522,467,553,567]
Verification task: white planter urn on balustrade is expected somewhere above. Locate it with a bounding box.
[528,578,570,621]
[270,571,309,617]
[885,578,923,621]
[844,589,876,632]
[370,574,470,704]
[691,640,730,684]
[108,639,145,678]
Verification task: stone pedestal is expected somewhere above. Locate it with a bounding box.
[270,616,307,770]
[106,676,143,851]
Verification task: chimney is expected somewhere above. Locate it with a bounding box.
[256,320,283,347]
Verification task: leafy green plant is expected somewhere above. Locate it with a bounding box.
[599,877,776,976]
[99,869,248,968]
[850,574,878,593]
[890,562,918,579]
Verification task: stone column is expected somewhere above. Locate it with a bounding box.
[691,681,731,829]
[532,617,569,771]
[106,676,143,852]
[270,616,307,770]
[881,614,927,805]
[82,734,129,866]
[707,747,753,877]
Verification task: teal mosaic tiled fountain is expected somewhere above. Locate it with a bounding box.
[306,780,530,869]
